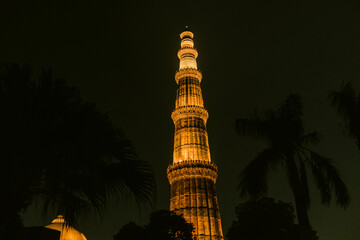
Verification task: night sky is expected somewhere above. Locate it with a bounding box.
[1,0,360,239]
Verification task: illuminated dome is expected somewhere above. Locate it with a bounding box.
[45,215,87,240]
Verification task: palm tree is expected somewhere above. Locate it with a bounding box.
[236,94,349,238]
[329,81,360,152]
[0,64,155,239]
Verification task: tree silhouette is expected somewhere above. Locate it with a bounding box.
[146,210,194,240]
[0,64,155,239]
[227,197,318,240]
[113,221,145,240]
[113,210,194,240]
[236,94,350,239]
[329,81,360,152]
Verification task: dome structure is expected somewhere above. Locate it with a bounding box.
[45,215,87,240]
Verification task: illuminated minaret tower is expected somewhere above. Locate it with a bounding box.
[167,28,224,240]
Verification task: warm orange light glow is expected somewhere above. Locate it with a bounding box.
[175,69,202,84]
[180,31,194,39]
[181,38,194,48]
[178,32,199,70]
[45,215,87,240]
[180,57,197,70]
[167,29,224,240]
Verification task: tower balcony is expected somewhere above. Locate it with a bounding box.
[175,68,202,84]
[171,106,209,123]
[167,160,218,184]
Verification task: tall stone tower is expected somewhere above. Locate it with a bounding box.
[167,28,224,240]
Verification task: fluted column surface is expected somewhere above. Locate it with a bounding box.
[168,29,224,240]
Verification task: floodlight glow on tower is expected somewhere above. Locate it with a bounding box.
[167,28,224,240]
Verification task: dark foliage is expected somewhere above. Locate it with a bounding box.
[236,94,349,238]
[329,81,360,152]
[0,64,155,239]
[227,197,318,240]
[113,221,145,240]
[146,210,194,240]
[113,210,194,240]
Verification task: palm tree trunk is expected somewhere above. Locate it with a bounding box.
[292,190,311,227]
[285,154,312,229]
[287,167,316,239]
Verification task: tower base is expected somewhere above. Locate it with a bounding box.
[167,161,224,240]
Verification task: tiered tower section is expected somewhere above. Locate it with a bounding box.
[167,29,224,240]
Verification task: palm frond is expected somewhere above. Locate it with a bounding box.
[0,64,156,227]
[238,148,282,198]
[306,151,350,208]
[329,82,357,124]
[100,157,155,208]
[236,109,272,143]
[278,94,303,120]
[237,93,350,228]
[301,131,322,146]
[40,110,156,226]
[271,94,305,147]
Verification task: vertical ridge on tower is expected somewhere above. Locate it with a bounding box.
[167,29,224,240]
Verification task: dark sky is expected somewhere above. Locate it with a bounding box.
[1,0,360,239]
